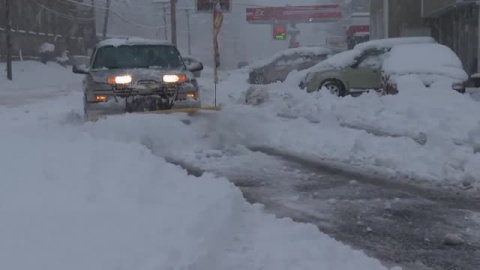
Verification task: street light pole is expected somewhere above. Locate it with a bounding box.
[163,3,168,40]
[6,0,13,80]
[170,0,177,46]
[186,9,191,54]
[102,0,111,40]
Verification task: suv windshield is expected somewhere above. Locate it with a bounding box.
[92,45,185,70]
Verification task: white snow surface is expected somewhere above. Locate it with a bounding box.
[0,61,78,107]
[383,43,468,82]
[0,62,394,270]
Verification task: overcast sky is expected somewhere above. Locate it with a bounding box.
[93,0,351,69]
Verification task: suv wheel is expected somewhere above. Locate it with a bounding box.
[320,80,346,97]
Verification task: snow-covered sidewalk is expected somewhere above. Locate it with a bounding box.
[0,61,80,107]
[0,64,396,270]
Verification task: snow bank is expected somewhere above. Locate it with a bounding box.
[0,61,81,107]
[202,69,480,190]
[0,93,393,270]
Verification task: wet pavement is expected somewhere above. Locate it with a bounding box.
[170,148,480,270]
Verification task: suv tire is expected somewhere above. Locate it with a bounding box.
[320,80,346,97]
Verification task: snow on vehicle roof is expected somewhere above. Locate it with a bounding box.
[382,43,468,81]
[302,37,437,73]
[248,46,332,69]
[97,37,172,48]
[353,36,436,52]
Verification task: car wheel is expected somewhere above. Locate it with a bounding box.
[320,80,346,97]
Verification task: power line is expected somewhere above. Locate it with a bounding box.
[60,0,167,29]
[25,0,95,22]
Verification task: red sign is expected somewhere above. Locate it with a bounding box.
[346,25,370,37]
[246,5,342,24]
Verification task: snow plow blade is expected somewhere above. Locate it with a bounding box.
[139,106,221,115]
[86,106,221,122]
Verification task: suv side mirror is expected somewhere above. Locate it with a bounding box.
[72,64,89,74]
[187,62,203,73]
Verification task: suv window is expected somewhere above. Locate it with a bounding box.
[355,50,387,69]
[92,45,185,70]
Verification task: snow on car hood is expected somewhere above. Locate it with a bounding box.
[90,68,192,84]
[382,43,468,82]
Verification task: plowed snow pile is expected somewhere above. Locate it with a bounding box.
[0,70,393,270]
[199,69,480,190]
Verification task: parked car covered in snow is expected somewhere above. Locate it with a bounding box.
[381,43,468,94]
[248,46,332,85]
[72,38,204,121]
[181,55,203,78]
[299,37,436,96]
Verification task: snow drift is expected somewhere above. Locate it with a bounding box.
[200,67,480,190]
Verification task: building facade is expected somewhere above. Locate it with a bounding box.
[370,0,479,78]
[370,0,431,39]
[423,0,479,76]
[0,0,97,60]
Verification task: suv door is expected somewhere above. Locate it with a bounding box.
[345,49,385,91]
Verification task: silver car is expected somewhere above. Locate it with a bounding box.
[248,46,332,85]
[72,38,204,120]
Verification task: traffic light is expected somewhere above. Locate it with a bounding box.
[273,24,286,40]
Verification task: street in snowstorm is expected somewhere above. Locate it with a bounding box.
[2,0,480,270]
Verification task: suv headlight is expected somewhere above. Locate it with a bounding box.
[163,74,187,83]
[108,75,132,84]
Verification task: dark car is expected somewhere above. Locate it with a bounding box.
[248,46,331,85]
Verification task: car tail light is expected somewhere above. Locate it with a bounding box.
[186,93,197,99]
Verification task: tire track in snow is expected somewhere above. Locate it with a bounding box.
[167,149,480,270]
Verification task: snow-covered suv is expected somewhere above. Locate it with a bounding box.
[300,37,437,96]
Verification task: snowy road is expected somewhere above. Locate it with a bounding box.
[171,147,480,270]
[3,61,480,270]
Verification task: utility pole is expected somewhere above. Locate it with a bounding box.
[163,3,168,40]
[170,0,177,46]
[186,9,191,55]
[5,0,13,80]
[102,0,111,40]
